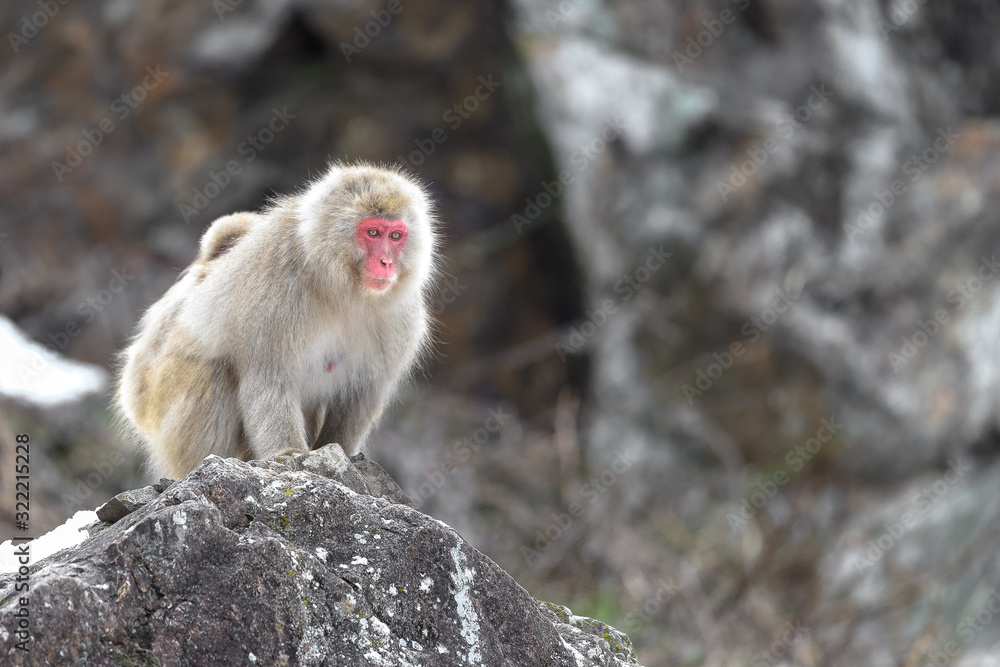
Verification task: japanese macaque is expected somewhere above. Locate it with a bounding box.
[116,163,438,478]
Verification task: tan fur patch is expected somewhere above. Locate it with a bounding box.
[344,170,411,220]
[134,334,213,434]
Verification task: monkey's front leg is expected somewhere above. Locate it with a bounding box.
[311,386,388,456]
[237,375,310,460]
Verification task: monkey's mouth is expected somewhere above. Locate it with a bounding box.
[363,275,393,291]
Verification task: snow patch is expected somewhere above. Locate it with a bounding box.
[0,315,107,406]
[0,510,97,573]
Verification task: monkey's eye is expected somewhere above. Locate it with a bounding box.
[367,228,379,237]
[389,231,402,240]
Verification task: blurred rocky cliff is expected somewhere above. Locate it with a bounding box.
[4,0,1000,665]
[508,0,1000,664]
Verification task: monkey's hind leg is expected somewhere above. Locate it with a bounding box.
[144,364,243,479]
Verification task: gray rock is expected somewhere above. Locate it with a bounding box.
[0,444,638,666]
[94,484,164,523]
[817,458,1000,662]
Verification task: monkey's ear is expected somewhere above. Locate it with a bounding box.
[198,213,254,262]
[210,237,238,259]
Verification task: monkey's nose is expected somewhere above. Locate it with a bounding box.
[380,257,392,267]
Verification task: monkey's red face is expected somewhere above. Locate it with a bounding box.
[356,218,408,291]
